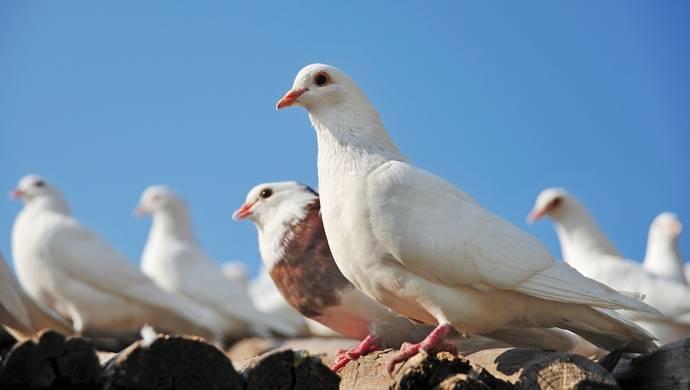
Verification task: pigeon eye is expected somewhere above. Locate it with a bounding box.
[34,181,45,188]
[314,73,330,87]
[259,189,273,199]
[551,197,562,208]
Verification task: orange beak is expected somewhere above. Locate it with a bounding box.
[526,208,546,224]
[276,88,307,109]
[9,189,24,200]
[232,201,255,220]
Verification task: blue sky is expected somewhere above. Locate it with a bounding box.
[1,2,688,277]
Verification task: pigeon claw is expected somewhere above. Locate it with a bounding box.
[330,334,380,372]
[385,323,454,374]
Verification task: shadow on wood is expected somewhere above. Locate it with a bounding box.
[0,329,101,389]
[466,348,619,389]
[613,337,690,390]
[102,333,244,390]
[240,348,339,390]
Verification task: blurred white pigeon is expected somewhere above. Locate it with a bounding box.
[277,65,658,372]
[11,175,221,340]
[221,261,249,287]
[529,188,690,344]
[136,185,299,338]
[0,250,72,339]
[236,181,599,370]
[642,212,686,284]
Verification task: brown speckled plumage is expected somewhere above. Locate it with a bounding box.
[269,199,351,318]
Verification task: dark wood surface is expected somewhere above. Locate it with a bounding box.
[0,329,101,389]
[240,348,340,390]
[102,333,244,390]
[613,337,690,390]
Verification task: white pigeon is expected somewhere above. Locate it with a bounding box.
[0,250,72,339]
[642,212,686,284]
[529,188,690,344]
[276,64,657,371]
[236,181,599,370]
[136,185,299,338]
[11,175,221,340]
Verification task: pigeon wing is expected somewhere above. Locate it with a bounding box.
[366,161,657,314]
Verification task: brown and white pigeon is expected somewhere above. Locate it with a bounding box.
[276,64,658,371]
[235,181,600,370]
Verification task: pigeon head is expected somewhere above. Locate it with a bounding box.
[527,188,571,223]
[10,175,63,205]
[276,64,363,111]
[649,212,682,241]
[135,185,185,216]
[233,181,318,230]
[276,64,400,158]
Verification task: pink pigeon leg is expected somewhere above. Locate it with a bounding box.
[331,334,381,371]
[385,323,454,373]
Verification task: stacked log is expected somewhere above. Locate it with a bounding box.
[0,331,689,389]
[0,329,101,389]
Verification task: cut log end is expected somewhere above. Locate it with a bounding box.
[613,337,690,390]
[102,333,244,390]
[466,348,620,390]
[338,349,504,390]
[240,348,340,390]
[0,329,101,389]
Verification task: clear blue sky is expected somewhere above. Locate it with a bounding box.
[2,2,688,277]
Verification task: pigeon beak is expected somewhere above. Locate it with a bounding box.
[276,88,307,110]
[134,206,147,217]
[233,201,255,220]
[9,189,25,200]
[526,208,545,224]
[672,221,683,236]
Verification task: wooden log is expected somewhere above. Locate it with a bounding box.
[228,336,359,368]
[0,329,101,389]
[338,349,504,390]
[102,333,244,390]
[612,337,690,390]
[0,326,17,352]
[240,348,340,390]
[466,348,619,389]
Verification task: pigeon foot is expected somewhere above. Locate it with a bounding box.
[385,323,453,374]
[331,334,380,371]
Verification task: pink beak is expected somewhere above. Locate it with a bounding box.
[276,88,307,110]
[232,201,255,220]
[134,205,147,217]
[9,189,24,200]
[526,208,546,224]
[672,221,683,236]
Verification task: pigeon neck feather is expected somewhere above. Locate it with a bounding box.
[258,196,317,271]
[553,201,621,266]
[643,231,685,283]
[308,97,405,184]
[26,196,70,215]
[150,205,197,243]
